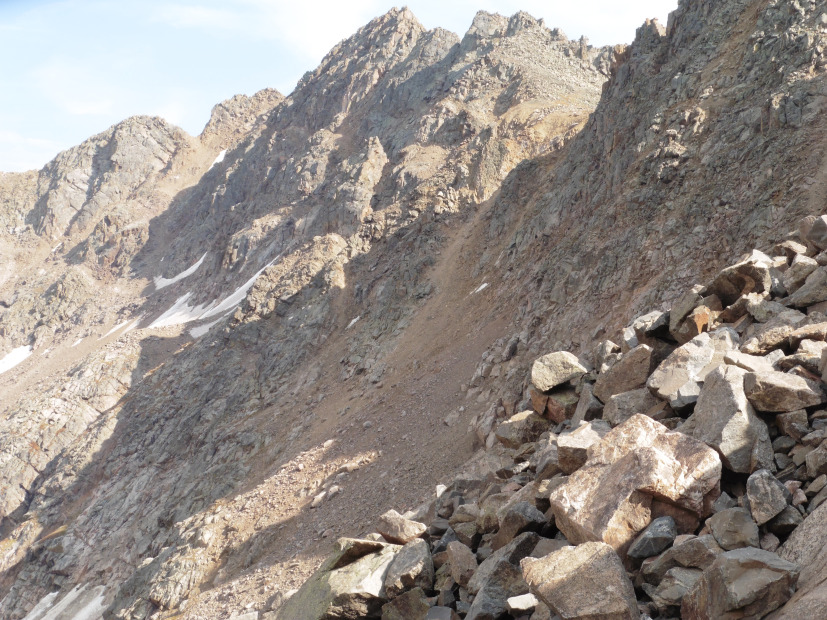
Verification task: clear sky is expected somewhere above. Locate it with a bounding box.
[0,0,678,173]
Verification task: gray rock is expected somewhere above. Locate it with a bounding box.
[377,510,427,544]
[744,370,827,412]
[723,350,776,374]
[647,329,739,410]
[602,388,661,426]
[774,500,827,617]
[776,409,811,441]
[549,415,720,559]
[669,285,706,336]
[784,254,820,294]
[555,420,610,474]
[446,541,477,588]
[785,267,827,307]
[681,548,800,619]
[805,440,827,479]
[506,592,540,615]
[643,567,703,614]
[640,535,723,585]
[627,516,677,560]
[746,469,791,525]
[690,365,773,473]
[593,344,654,403]
[804,215,827,250]
[630,310,670,339]
[384,538,434,598]
[491,502,546,551]
[495,411,551,450]
[275,538,400,620]
[530,352,587,392]
[707,251,774,306]
[521,542,639,620]
[381,587,430,620]
[467,532,539,595]
[465,559,529,620]
[425,608,459,620]
[570,383,603,425]
[705,508,760,551]
[711,491,737,513]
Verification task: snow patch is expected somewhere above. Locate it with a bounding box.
[22,584,106,620]
[99,318,132,340]
[147,293,210,329]
[154,252,207,290]
[148,256,280,330]
[209,149,227,168]
[0,345,33,375]
[123,316,143,334]
[200,257,278,320]
[346,316,361,329]
[472,282,489,294]
[189,314,229,338]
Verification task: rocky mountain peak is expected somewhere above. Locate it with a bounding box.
[4,1,827,619]
[200,88,284,150]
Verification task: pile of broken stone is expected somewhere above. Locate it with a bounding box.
[277,216,827,620]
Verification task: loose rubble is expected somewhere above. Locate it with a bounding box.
[285,216,827,619]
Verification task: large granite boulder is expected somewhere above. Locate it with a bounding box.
[275,538,400,619]
[647,329,739,410]
[682,548,799,619]
[548,415,721,558]
[687,365,773,473]
[531,352,587,392]
[521,542,639,620]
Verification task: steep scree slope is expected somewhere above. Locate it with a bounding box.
[0,9,616,619]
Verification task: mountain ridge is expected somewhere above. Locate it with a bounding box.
[3,1,827,618]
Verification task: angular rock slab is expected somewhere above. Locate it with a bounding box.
[682,548,799,619]
[446,541,477,588]
[593,344,654,403]
[377,510,426,544]
[556,420,610,474]
[467,532,539,595]
[381,588,429,620]
[744,369,827,412]
[627,516,677,560]
[384,538,434,598]
[689,365,773,474]
[706,251,774,306]
[770,501,827,618]
[647,328,739,410]
[531,352,587,392]
[746,469,791,526]
[495,411,551,450]
[465,558,529,620]
[548,415,721,558]
[785,267,827,307]
[603,387,661,426]
[521,542,639,620]
[643,567,703,615]
[275,538,400,620]
[705,508,759,551]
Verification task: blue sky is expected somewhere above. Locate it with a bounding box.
[0,0,677,172]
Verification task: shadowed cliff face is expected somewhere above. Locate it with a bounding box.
[0,8,619,619]
[479,0,827,365]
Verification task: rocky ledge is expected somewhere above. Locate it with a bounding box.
[276,214,827,619]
